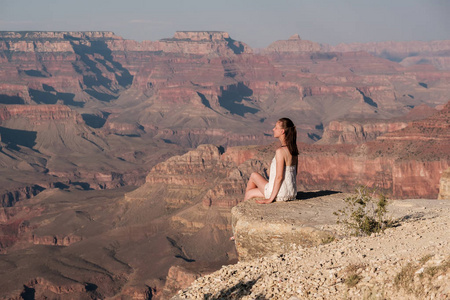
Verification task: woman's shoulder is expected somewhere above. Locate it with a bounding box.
[275,147,290,158]
[275,147,286,155]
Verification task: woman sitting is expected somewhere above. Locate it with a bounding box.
[244,117,298,204]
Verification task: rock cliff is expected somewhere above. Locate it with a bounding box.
[328,40,450,70]
[438,167,450,200]
[177,198,450,299]
[300,101,450,198]
[231,196,337,261]
[2,30,450,149]
[319,119,409,144]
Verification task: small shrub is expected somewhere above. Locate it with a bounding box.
[345,273,362,288]
[394,256,450,297]
[424,258,450,277]
[343,264,365,288]
[418,254,433,264]
[334,186,390,236]
[394,262,416,294]
[321,235,335,244]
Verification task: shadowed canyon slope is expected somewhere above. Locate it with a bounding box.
[0,144,268,299]
[0,31,450,299]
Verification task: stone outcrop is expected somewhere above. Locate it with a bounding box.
[31,234,82,246]
[438,167,450,200]
[264,34,321,53]
[319,119,408,144]
[105,31,252,56]
[318,103,438,144]
[231,197,336,261]
[0,185,45,207]
[159,31,252,55]
[0,104,81,124]
[126,144,229,209]
[161,265,201,299]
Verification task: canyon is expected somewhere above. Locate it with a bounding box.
[0,30,449,299]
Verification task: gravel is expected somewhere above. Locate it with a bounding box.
[174,203,450,299]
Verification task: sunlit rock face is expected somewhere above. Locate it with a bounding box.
[231,198,335,261]
[299,101,450,199]
[319,120,409,144]
[1,30,450,149]
[438,167,450,200]
[327,40,450,71]
[318,104,439,144]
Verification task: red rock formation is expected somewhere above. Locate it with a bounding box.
[328,40,450,71]
[298,102,450,198]
[126,144,229,209]
[319,104,440,144]
[0,185,45,207]
[264,34,321,53]
[0,104,81,124]
[2,30,450,149]
[161,265,201,298]
[319,120,409,144]
[31,234,82,246]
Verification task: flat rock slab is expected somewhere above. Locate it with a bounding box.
[231,192,447,261]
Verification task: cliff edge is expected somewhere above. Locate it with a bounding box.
[231,193,340,261]
[176,197,450,299]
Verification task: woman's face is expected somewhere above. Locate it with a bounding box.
[273,121,284,138]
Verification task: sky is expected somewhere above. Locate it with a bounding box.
[1,0,449,48]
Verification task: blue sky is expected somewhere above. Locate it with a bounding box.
[1,0,449,48]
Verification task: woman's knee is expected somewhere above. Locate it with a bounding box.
[250,172,260,181]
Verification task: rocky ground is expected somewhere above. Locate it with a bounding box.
[174,198,450,299]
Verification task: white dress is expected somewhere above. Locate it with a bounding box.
[264,155,297,201]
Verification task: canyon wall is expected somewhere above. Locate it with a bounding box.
[2,30,449,150]
[1,31,450,299]
[328,40,450,71]
[319,120,409,144]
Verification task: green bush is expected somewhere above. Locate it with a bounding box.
[334,186,390,236]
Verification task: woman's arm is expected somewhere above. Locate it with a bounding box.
[256,149,285,204]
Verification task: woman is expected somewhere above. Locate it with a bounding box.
[244,118,299,204]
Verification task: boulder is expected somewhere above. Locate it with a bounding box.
[231,195,340,261]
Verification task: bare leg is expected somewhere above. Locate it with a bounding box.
[244,172,268,200]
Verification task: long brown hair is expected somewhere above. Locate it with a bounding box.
[279,117,299,156]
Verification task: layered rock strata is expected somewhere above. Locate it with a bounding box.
[231,196,338,261]
[300,101,450,198]
[3,30,450,148]
[328,40,450,70]
[319,119,409,144]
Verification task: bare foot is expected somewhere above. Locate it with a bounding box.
[255,198,273,204]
